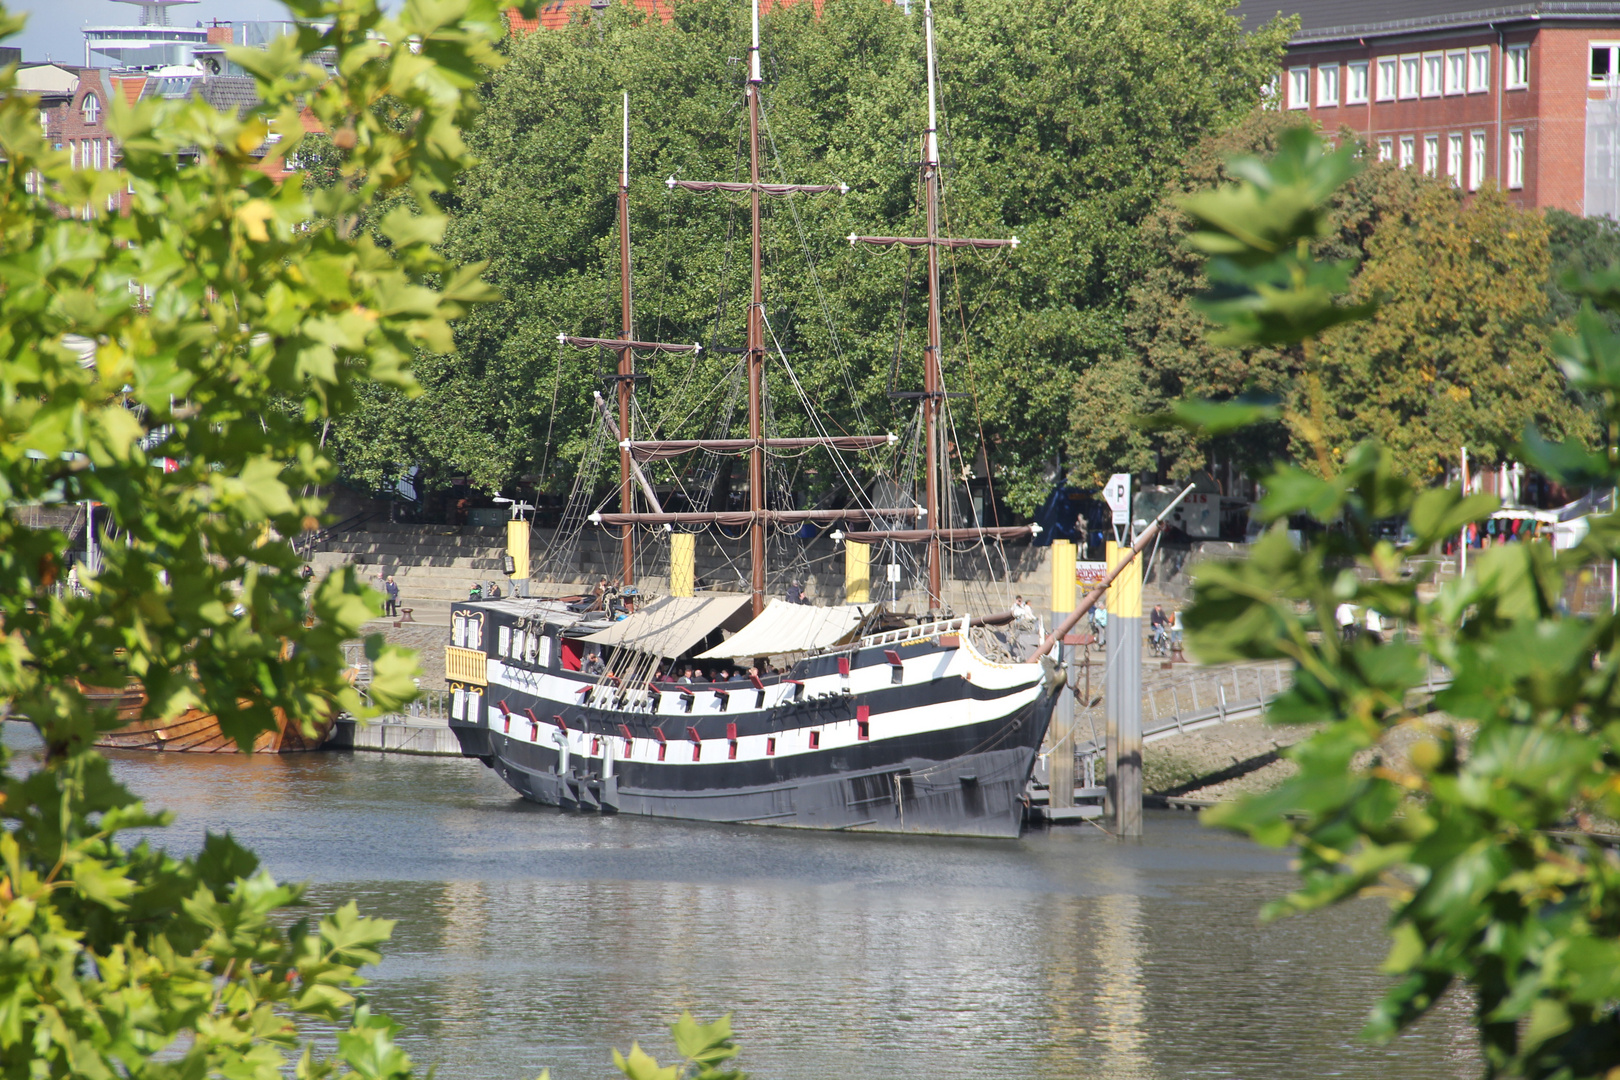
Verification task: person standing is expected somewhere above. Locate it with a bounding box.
[1012,595,1035,622]
[1364,606,1383,645]
[385,575,400,617]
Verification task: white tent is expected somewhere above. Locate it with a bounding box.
[695,600,874,660]
[578,594,752,660]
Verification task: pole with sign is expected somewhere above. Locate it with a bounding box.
[1103,472,1132,545]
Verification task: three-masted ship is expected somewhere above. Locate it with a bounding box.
[445,0,1057,838]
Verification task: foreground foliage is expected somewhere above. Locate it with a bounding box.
[0,0,519,1072]
[1183,128,1620,1077]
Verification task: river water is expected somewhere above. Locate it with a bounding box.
[5,724,1480,1080]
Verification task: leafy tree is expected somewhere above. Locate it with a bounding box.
[1179,128,1620,1078]
[1073,112,1427,488]
[1546,207,1620,330]
[330,0,1291,512]
[1313,183,1595,479]
[0,0,521,1072]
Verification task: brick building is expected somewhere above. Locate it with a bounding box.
[1240,0,1620,215]
[18,63,135,211]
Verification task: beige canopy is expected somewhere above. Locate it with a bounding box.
[577,594,753,660]
[695,600,875,660]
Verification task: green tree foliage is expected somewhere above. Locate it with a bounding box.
[1090,115,1589,489]
[0,0,527,1071]
[1181,130,1620,1078]
[329,0,1290,511]
[1314,184,1595,479]
[1074,113,1427,487]
[1546,207,1620,330]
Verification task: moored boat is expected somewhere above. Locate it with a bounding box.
[80,682,334,753]
[447,0,1062,837]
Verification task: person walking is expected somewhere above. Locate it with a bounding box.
[1336,601,1357,642]
[384,575,400,617]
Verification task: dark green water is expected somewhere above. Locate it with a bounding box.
[5,723,1480,1079]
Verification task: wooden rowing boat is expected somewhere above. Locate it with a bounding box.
[80,683,333,753]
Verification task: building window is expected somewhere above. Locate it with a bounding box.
[1288,66,1310,109]
[1424,134,1440,176]
[1422,52,1443,96]
[68,140,77,170]
[1347,61,1369,104]
[1470,130,1487,190]
[1318,64,1339,107]
[1508,128,1525,188]
[1399,135,1415,169]
[81,93,99,125]
[1448,132,1464,186]
[1400,55,1421,99]
[1469,46,1491,92]
[1446,50,1467,94]
[1593,44,1620,85]
[89,140,101,170]
[1377,56,1398,101]
[1506,44,1529,89]
[1377,137,1393,162]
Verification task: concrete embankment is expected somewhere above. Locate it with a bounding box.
[326,715,463,756]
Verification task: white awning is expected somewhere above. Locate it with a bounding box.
[578,594,752,660]
[695,600,874,660]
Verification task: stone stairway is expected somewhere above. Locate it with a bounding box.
[309,521,514,623]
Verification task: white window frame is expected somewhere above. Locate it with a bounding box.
[1445,50,1467,94]
[1469,130,1487,190]
[1399,54,1421,99]
[1505,44,1529,89]
[1423,134,1440,176]
[1288,65,1311,109]
[1347,60,1370,104]
[1399,135,1416,169]
[1508,127,1525,188]
[498,625,510,656]
[1377,137,1393,162]
[1469,46,1491,92]
[1448,132,1464,186]
[1422,52,1444,97]
[80,93,99,124]
[68,140,77,170]
[90,140,101,170]
[1317,63,1340,107]
[1376,56,1398,101]
[1592,43,1620,87]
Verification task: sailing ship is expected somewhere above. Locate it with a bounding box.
[445,0,1060,838]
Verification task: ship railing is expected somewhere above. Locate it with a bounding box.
[853,615,970,652]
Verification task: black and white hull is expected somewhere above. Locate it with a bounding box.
[448,616,1055,839]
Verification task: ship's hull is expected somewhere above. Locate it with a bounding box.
[449,633,1055,838]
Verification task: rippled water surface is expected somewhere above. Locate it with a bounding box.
[6,724,1480,1079]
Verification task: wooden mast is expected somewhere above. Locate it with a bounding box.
[848,0,1022,612]
[922,0,943,610]
[747,0,766,618]
[618,90,636,589]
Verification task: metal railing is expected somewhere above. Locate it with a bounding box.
[854,615,969,651]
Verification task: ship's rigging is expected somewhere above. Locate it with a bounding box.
[555,0,1033,618]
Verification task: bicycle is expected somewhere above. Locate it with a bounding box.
[1149,624,1170,657]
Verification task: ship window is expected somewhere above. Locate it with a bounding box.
[452,688,465,720]
[809,730,820,749]
[692,743,701,762]
[728,740,738,759]
[766,737,776,756]
[539,635,553,667]
[498,626,510,656]
[657,742,667,762]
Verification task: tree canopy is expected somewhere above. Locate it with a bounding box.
[1084,113,1598,488]
[327,0,1290,513]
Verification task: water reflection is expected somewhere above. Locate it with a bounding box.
[4,724,1479,1080]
